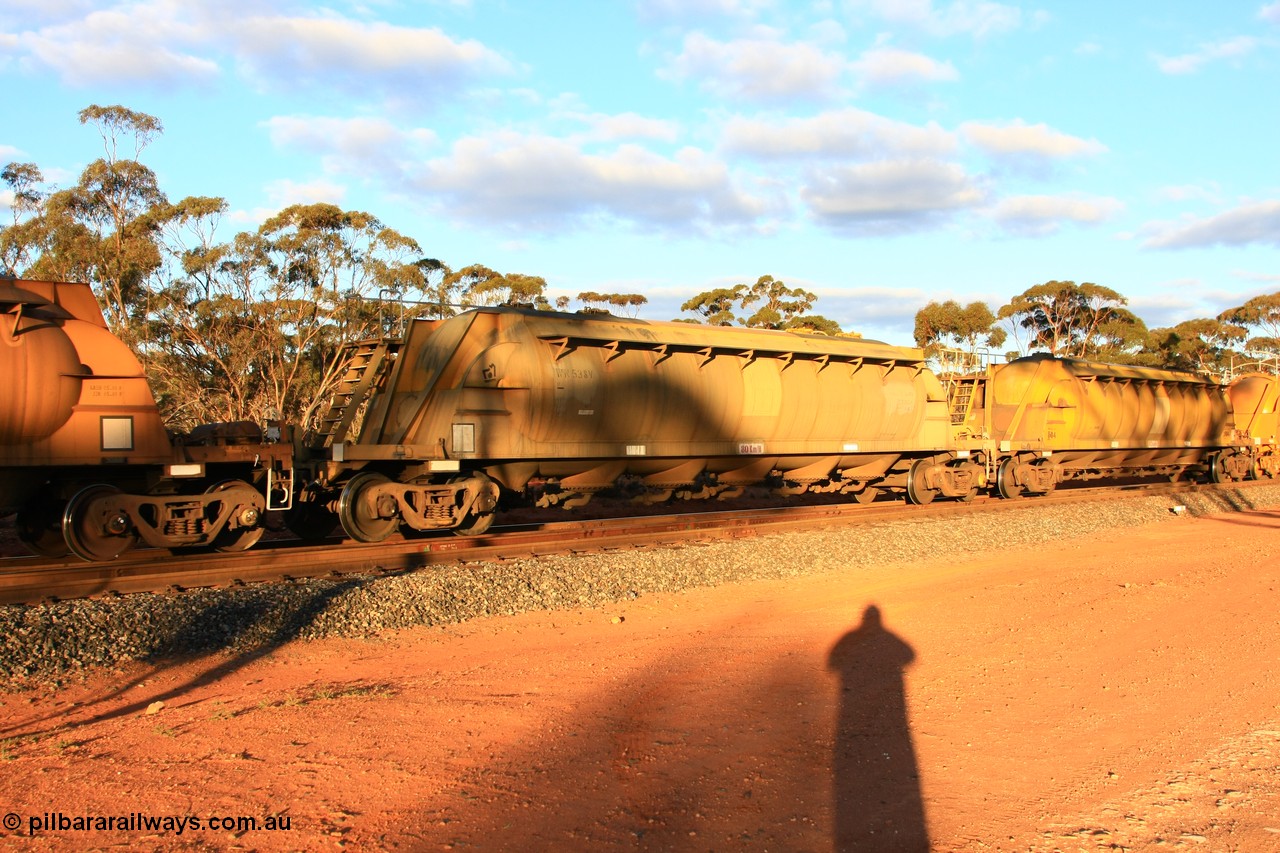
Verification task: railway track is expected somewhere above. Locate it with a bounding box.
[0,479,1267,606]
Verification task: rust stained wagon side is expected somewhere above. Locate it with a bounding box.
[303,307,980,541]
[946,353,1272,497]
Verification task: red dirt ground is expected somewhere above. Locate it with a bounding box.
[1,507,1278,851]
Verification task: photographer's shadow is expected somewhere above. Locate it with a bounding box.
[828,604,928,852]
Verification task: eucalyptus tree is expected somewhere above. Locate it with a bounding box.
[997,280,1142,359]
[1219,292,1280,370]
[783,314,845,335]
[680,275,839,332]
[740,275,817,329]
[680,285,743,326]
[1086,311,1150,364]
[576,291,649,316]
[0,162,46,276]
[141,195,244,429]
[1144,318,1248,373]
[913,300,1007,362]
[140,200,440,428]
[229,203,436,427]
[53,106,167,344]
[444,264,550,308]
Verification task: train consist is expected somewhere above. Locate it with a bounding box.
[1,276,1277,560]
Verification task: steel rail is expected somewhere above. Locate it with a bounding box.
[0,479,1268,606]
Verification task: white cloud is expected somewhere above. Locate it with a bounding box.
[845,0,1027,38]
[808,19,849,45]
[1156,182,1223,205]
[661,32,847,102]
[262,177,349,210]
[990,193,1124,236]
[1126,289,1205,329]
[1144,200,1280,249]
[414,131,776,233]
[559,111,681,143]
[800,159,984,232]
[722,107,956,159]
[265,116,438,161]
[231,15,511,96]
[11,1,509,99]
[959,119,1106,159]
[1154,36,1259,75]
[20,3,219,88]
[1231,268,1280,283]
[816,286,931,319]
[850,46,959,87]
[1259,2,1280,24]
[636,0,772,21]
[0,0,96,29]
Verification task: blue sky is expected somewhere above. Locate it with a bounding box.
[2,0,1278,346]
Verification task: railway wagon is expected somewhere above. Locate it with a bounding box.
[304,307,984,541]
[948,354,1268,497]
[1227,372,1280,478]
[0,278,291,560]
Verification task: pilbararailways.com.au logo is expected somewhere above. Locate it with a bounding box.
[5,811,292,835]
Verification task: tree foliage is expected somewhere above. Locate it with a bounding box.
[576,291,648,316]
[784,314,846,336]
[1143,318,1248,373]
[64,106,168,344]
[996,280,1145,360]
[680,275,842,334]
[1,162,48,276]
[740,275,816,329]
[141,202,441,430]
[4,107,172,347]
[913,300,1007,357]
[1219,293,1280,362]
[444,264,549,309]
[680,286,742,326]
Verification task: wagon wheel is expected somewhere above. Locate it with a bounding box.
[16,499,70,558]
[453,508,495,536]
[452,473,498,537]
[854,485,880,505]
[207,480,265,553]
[905,459,938,505]
[62,484,137,562]
[338,471,399,543]
[996,458,1024,500]
[1209,451,1237,484]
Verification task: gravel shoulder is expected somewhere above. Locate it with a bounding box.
[0,485,1277,851]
